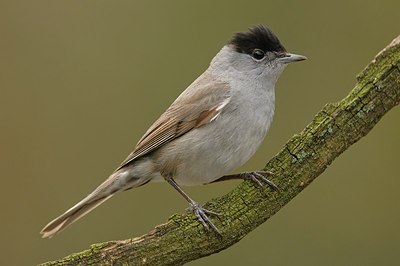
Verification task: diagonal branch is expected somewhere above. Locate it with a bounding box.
[40,35,400,266]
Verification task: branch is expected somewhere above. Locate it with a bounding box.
[40,36,400,266]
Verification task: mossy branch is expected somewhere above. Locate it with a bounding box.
[39,35,400,266]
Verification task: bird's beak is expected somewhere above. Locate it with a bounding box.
[278,53,307,64]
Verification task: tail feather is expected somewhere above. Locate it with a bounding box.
[40,194,113,238]
[40,170,148,238]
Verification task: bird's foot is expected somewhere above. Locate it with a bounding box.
[187,202,221,236]
[241,171,278,190]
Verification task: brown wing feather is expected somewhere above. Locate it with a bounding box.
[115,75,230,171]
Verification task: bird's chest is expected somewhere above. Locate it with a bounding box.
[231,85,274,130]
[224,89,275,155]
[169,78,276,186]
[175,89,274,185]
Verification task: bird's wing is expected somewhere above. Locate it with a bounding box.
[116,76,231,171]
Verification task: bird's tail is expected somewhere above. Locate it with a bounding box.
[40,193,113,238]
[40,173,127,238]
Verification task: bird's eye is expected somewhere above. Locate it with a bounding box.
[252,49,265,60]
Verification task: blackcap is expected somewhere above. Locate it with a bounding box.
[41,25,306,238]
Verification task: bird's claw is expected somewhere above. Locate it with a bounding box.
[187,202,222,236]
[242,171,278,190]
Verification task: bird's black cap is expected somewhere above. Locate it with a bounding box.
[229,25,286,55]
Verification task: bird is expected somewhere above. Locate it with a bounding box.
[40,25,306,238]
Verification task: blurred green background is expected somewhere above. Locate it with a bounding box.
[1,1,399,265]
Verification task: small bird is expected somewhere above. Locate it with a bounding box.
[40,25,306,238]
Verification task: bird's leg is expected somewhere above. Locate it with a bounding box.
[166,178,222,236]
[211,171,278,190]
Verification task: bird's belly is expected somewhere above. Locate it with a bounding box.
[170,114,271,186]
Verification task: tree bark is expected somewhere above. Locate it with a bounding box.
[39,35,400,266]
